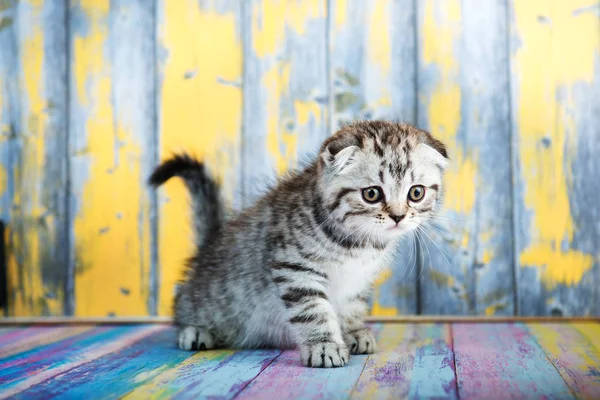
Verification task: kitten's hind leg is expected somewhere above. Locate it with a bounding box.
[178,326,215,351]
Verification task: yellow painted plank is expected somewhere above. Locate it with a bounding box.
[330,0,419,315]
[417,0,515,316]
[528,323,600,399]
[156,0,243,315]
[0,0,68,316]
[573,323,600,351]
[242,0,328,204]
[417,0,473,313]
[70,0,153,316]
[512,0,600,315]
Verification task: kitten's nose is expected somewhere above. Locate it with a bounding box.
[390,214,405,224]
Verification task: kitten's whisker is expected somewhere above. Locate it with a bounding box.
[421,224,458,265]
[428,215,474,223]
[420,232,442,295]
[395,231,416,285]
[416,225,459,281]
[423,222,447,237]
[414,232,426,283]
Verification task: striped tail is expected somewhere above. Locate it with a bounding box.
[148,153,223,248]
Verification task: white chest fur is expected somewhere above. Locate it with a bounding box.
[327,248,389,311]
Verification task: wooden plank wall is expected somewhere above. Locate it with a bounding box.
[0,0,598,317]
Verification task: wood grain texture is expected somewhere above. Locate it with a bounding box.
[0,1,600,318]
[573,322,600,350]
[155,0,243,316]
[237,350,367,399]
[0,325,163,398]
[0,0,18,318]
[417,0,514,316]
[453,323,574,399]
[241,0,328,205]
[528,323,600,399]
[15,327,193,399]
[416,0,467,315]
[2,322,600,398]
[68,0,155,317]
[351,323,457,399]
[124,349,281,399]
[329,0,419,316]
[0,325,94,359]
[510,0,600,316]
[0,0,68,317]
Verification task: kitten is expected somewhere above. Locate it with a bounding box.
[149,121,448,368]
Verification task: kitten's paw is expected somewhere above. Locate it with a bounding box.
[300,342,349,368]
[178,326,215,351]
[344,328,377,354]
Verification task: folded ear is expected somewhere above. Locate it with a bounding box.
[414,142,449,170]
[320,132,361,174]
[412,130,449,170]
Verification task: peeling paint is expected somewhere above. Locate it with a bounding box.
[514,0,597,288]
[72,0,149,316]
[263,62,296,174]
[371,269,398,316]
[157,0,242,315]
[252,0,322,57]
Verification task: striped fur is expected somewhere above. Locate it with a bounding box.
[150,121,448,368]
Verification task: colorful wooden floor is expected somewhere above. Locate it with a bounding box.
[0,322,599,399]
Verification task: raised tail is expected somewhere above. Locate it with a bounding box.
[149,153,223,248]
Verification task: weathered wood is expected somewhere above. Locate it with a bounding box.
[68,0,155,316]
[0,325,94,359]
[237,349,367,399]
[510,0,600,316]
[241,0,328,205]
[1,322,600,397]
[573,322,600,350]
[14,327,195,398]
[528,323,600,399]
[0,0,18,318]
[351,323,457,399]
[0,325,163,398]
[124,349,281,399]
[0,0,69,317]
[329,0,419,316]
[416,0,514,316]
[155,0,243,316]
[453,323,574,398]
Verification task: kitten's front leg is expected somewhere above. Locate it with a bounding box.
[274,266,349,368]
[340,293,377,354]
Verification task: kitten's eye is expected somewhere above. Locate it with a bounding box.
[362,186,383,203]
[408,185,425,202]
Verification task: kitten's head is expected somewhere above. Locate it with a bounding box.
[317,121,448,244]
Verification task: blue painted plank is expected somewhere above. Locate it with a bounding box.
[351,323,457,399]
[237,350,367,400]
[509,0,600,316]
[238,325,384,399]
[241,0,329,206]
[0,0,69,317]
[13,327,198,399]
[416,0,513,315]
[0,325,157,395]
[123,348,282,399]
[329,0,419,315]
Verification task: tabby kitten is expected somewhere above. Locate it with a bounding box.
[149,121,448,368]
